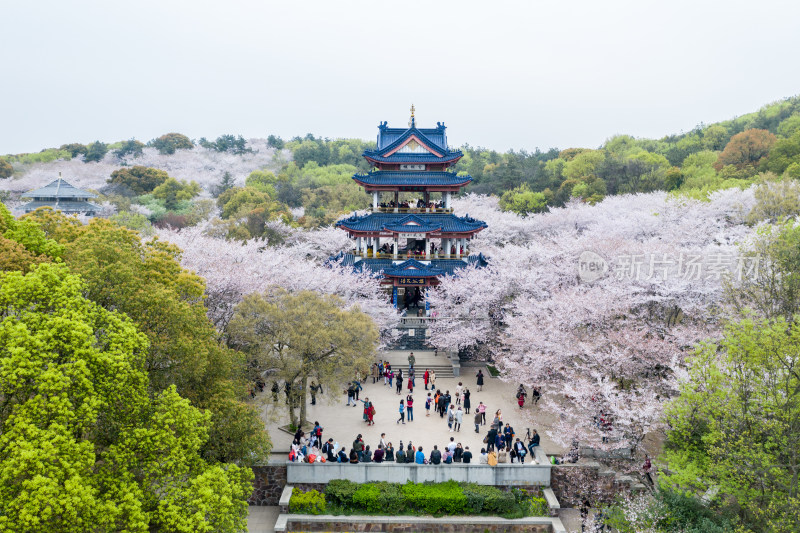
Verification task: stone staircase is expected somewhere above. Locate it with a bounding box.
[378,350,455,379]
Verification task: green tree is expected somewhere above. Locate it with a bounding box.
[765,131,800,175]
[267,135,285,149]
[108,165,171,195]
[59,143,88,158]
[84,140,109,162]
[0,158,12,179]
[150,132,194,155]
[0,264,253,532]
[663,316,800,532]
[113,138,145,159]
[498,184,548,215]
[151,177,201,209]
[747,175,800,224]
[725,220,800,322]
[228,289,378,427]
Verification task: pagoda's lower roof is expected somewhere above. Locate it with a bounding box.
[353,171,471,187]
[21,200,100,213]
[336,212,487,234]
[363,152,463,164]
[328,253,489,278]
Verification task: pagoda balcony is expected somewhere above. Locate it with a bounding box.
[372,206,454,214]
[349,249,470,260]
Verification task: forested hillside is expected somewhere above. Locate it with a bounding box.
[2,95,800,239]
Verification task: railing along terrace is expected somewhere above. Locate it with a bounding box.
[349,250,470,260]
[374,207,454,214]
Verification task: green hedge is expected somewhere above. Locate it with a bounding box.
[289,487,326,514]
[315,480,543,517]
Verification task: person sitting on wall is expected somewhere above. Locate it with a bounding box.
[337,447,348,463]
[429,445,442,465]
[462,446,473,464]
[415,446,425,464]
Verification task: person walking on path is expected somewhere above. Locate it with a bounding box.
[455,382,463,405]
[424,369,430,390]
[425,393,432,416]
[438,393,447,418]
[396,370,403,395]
[406,395,414,421]
[492,409,503,431]
[396,399,405,424]
[353,378,362,400]
[474,411,482,433]
[366,399,376,426]
[409,367,415,388]
[454,405,463,432]
[371,363,379,384]
[463,388,471,414]
[447,404,455,432]
[476,369,484,392]
[429,369,436,389]
[408,352,416,370]
[346,383,356,406]
[478,402,487,425]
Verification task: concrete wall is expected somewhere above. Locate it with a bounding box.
[275,514,565,533]
[287,462,551,485]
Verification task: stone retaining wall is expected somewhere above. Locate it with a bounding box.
[249,465,288,505]
[275,515,564,533]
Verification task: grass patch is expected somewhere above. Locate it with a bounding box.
[486,364,500,377]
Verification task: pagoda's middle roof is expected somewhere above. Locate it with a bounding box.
[336,212,487,234]
[353,171,472,187]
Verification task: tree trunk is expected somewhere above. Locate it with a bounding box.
[299,374,309,427]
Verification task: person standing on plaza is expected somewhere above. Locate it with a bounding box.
[396,369,403,395]
[492,409,502,431]
[380,433,388,450]
[346,383,356,406]
[444,390,452,408]
[478,402,487,425]
[454,405,463,432]
[476,369,484,392]
[366,400,376,426]
[474,410,482,433]
[371,363,379,384]
[397,399,405,424]
[455,382,463,405]
[407,374,413,393]
[353,378,362,400]
[429,369,436,389]
[424,368,430,390]
[425,393,432,417]
[408,352,416,370]
[406,394,414,421]
[437,392,447,418]
[447,404,455,432]
[463,388,471,413]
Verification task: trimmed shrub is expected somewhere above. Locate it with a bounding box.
[401,481,467,515]
[325,479,358,507]
[462,484,516,514]
[289,488,326,515]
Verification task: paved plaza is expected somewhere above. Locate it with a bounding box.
[258,353,566,460]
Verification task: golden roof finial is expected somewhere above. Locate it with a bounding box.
[409,103,416,127]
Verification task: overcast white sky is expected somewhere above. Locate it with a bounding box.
[2,0,799,155]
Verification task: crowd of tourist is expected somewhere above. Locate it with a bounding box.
[285,353,552,466]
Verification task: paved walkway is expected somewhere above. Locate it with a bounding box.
[247,505,279,533]
[258,359,566,461]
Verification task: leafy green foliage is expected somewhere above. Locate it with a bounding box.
[663,316,800,532]
[605,488,736,533]
[289,488,327,514]
[199,134,251,154]
[0,158,12,179]
[113,138,145,159]
[325,479,358,507]
[0,264,253,532]
[151,177,201,209]
[267,135,285,149]
[84,140,109,162]
[498,184,549,215]
[462,484,516,514]
[108,165,171,195]
[60,143,88,158]
[149,132,194,154]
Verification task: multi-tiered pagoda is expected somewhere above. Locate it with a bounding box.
[335,107,487,310]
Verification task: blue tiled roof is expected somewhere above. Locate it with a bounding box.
[327,253,489,279]
[382,215,441,234]
[353,171,471,187]
[368,122,462,164]
[22,178,97,199]
[384,259,444,278]
[377,121,448,149]
[336,212,487,234]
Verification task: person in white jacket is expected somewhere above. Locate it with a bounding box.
[454,406,463,432]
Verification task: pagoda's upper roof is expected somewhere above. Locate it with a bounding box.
[353,171,472,187]
[336,212,487,234]
[22,178,97,199]
[364,121,462,164]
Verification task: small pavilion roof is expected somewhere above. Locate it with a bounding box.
[353,171,471,187]
[383,259,445,278]
[336,212,487,234]
[327,253,489,278]
[22,178,97,199]
[376,121,448,149]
